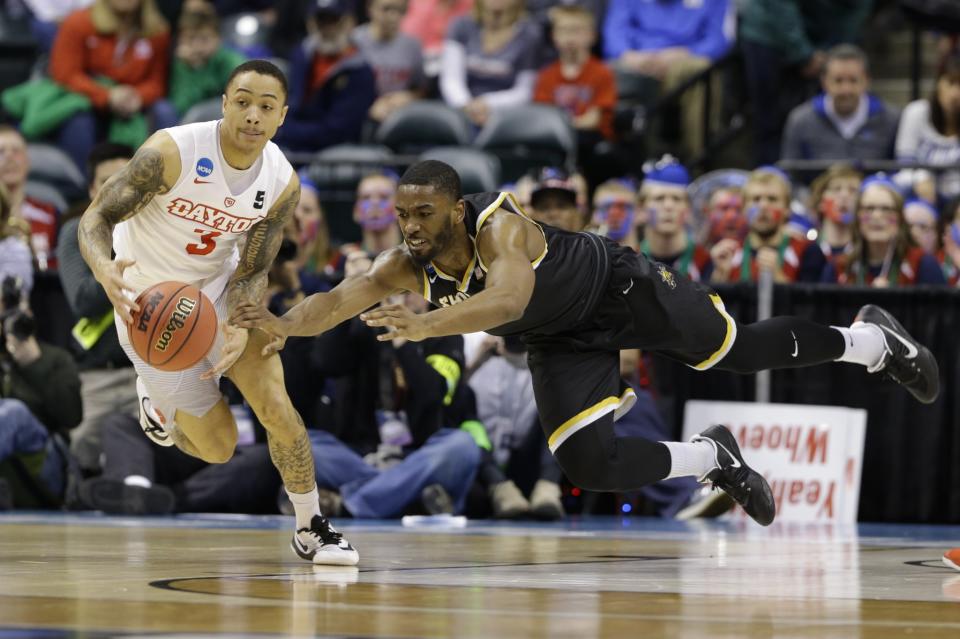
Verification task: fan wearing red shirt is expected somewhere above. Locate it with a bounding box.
[534,5,616,143]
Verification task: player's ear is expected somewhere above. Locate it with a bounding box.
[278,104,288,127]
[221,93,227,116]
[454,199,465,223]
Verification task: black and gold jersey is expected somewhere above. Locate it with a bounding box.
[419,191,611,336]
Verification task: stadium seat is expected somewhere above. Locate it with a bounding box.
[419,147,501,193]
[26,143,86,202]
[474,104,576,183]
[180,98,223,125]
[308,144,396,243]
[374,100,473,154]
[25,180,68,213]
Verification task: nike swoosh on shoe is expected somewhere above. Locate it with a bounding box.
[879,324,919,358]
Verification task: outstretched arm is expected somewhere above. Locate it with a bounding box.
[78,132,180,322]
[231,246,419,350]
[361,211,537,341]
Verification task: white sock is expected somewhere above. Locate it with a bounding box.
[662,441,716,480]
[286,486,322,530]
[833,324,886,370]
[123,475,152,489]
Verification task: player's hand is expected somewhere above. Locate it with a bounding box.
[202,323,248,379]
[360,304,429,342]
[96,257,139,324]
[231,303,290,355]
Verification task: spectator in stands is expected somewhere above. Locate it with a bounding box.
[0,186,33,301]
[603,0,733,159]
[808,164,861,261]
[274,0,377,152]
[79,410,284,515]
[591,177,642,252]
[336,171,402,261]
[293,171,340,288]
[291,290,481,517]
[534,5,616,148]
[940,196,960,285]
[781,45,899,170]
[904,198,940,256]
[638,158,712,282]
[49,0,171,171]
[702,183,746,248]
[711,167,826,284]
[439,0,542,127]
[823,174,945,286]
[21,0,94,52]
[464,332,564,519]
[527,167,584,232]
[157,3,246,127]
[401,0,473,76]
[354,0,427,124]
[896,54,960,201]
[740,0,873,165]
[0,126,59,272]
[56,142,137,473]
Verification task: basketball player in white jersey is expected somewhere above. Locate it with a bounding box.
[77,60,357,566]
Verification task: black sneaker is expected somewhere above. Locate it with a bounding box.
[291,514,359,566]
[421,483,454,515]
[78,477,175,515]
[853,305,939,404]
[691,425,776,526]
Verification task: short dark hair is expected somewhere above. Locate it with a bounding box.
[398,160,462,200]
[931,54,960,136]
[225,59,288,103]
[86,142,134,186]
[823,44,869,75]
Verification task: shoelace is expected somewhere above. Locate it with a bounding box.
[300,517,344,546]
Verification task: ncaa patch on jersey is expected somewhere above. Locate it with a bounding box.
[196,157,214,178]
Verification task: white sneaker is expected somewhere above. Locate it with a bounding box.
[136,377,174,447]
[291,515,359,566]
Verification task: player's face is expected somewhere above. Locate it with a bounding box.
[856,184,901,244]
[645,184,689,234]
[222,72,287,153]
[395,185,461,265]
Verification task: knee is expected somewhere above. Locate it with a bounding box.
[447,429,482,466]
[195,428,237,464]
[553,441,614,492]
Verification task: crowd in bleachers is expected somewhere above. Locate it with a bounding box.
[0,0,959,520]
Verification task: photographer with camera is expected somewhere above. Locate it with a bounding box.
[56,143,138,473]
[0,309,82,508]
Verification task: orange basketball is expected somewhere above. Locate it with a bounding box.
[127,281,217,372]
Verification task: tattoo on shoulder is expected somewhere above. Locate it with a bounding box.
[95,148,166,224]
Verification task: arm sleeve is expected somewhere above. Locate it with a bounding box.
[56,218,113,319]
[49,12,111,109]
[895,101,925,161]
[689,0,734,61]
[480,70,536,109]
[439,39,472,107]
[602,0,633,59]
[394,342,449,447]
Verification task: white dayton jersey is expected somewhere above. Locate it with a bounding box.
[113,120,294,298]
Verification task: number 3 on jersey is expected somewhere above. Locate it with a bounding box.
[186,228,221,255]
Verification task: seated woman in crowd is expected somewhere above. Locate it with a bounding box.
[439,0,542,127]
[823,174,946,287]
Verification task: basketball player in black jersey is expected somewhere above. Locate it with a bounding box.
[233,160,939,527]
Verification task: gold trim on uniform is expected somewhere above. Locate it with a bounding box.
[548,387,637,453]
[690,294,738,371]
[474,192,549,272]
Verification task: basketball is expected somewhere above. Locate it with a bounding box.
[127,281,217,372]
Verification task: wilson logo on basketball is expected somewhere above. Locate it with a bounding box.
[167,198,254,233]
[154,296,197,352]
[136,291,166,332]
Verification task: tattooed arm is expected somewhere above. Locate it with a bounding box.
[203,173,300,378]
[77,132,181,322]
[225,173,300,314]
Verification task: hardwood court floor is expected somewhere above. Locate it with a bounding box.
[1,513,960,638]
